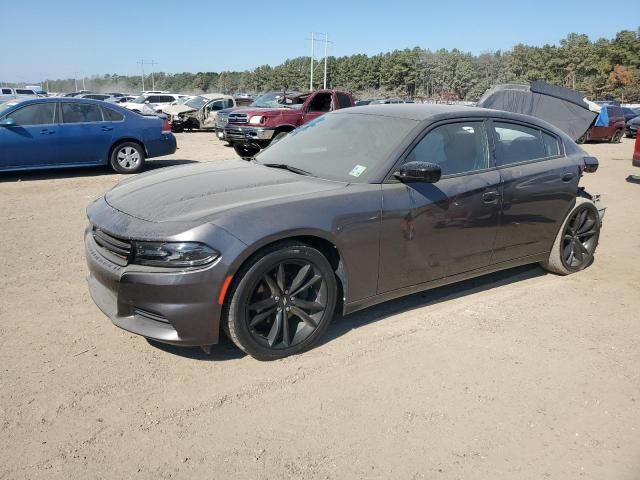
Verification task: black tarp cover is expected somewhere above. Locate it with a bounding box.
[477,82,597,141]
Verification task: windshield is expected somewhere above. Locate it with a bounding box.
[251,92,300,108]
[185,96,208,109]
[256,113,417,183]
[131,95,146,104]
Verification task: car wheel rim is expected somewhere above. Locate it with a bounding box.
[117,146,140,169]
[561,206,598,269]
[245,261,328,350]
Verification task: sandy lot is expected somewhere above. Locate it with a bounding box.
[1,133,639,479]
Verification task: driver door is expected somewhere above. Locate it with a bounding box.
[202,98,232,129]
[378,120,502,293]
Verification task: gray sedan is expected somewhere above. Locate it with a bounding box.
[85,104,603,360]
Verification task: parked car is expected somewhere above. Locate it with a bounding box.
[78,93,117,101]
[120,94,189,114]
[225,89,355,157]
[84,104,603,360]
[164,94,235,132]
[0,87,40,101]
[0,97,176,174]
[622,107,640,123]
[215,91,302,142]
[578,104,625,143]
[354,99,373,106]
[634,133,640,168]
[63,91,93,97]
[626,115,640,138]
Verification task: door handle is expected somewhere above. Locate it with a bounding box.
[40,129,55,135]
[482,191,499,203]
[562,172,575,182]
[101,126,114,131]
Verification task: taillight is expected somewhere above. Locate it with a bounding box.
[162,119,171,134]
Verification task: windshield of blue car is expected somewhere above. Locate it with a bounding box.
[255,113,417,183]
[185,96,208,109]
[131,95,147,104]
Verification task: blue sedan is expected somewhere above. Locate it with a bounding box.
[0,97,177,174]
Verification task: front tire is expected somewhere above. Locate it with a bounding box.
[224,241,337,360]
[541,197,601,275]
[109,142,145,174]
[233,144,261,159]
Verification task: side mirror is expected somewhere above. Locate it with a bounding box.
[0,118,17,127]
[394,161,441,183]
[144,100,150,104]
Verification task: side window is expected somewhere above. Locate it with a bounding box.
[406,122,488,176]
[7,103,56,126]
[102,107,125,121]
[307,93,333,112]
[337,93,352,109]
[61,103,103,123]
[146,96,161,103]
[542,131,560,157]
[1,88,12,94]
[159,96,174,103]
[16,89,34,95]
[493,122,546,166]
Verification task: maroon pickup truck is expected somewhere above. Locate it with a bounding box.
[225,89,354,157]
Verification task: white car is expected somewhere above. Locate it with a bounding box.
[121,93,189,114]
[0,87,40,101]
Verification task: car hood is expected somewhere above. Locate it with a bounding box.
[234,107,301,116]
[104,160,345,224]
[163,104,196,115]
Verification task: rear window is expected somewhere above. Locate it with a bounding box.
[15,89,34,95]
[102,107,125,121]
[61,102,103,123]
[337,93,352,109]
[493,122,547,166]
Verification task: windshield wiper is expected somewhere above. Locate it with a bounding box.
[262,163,313,176]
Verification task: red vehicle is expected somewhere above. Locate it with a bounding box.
[579,104,626,143]
[225,89,354,157]
[634,133,640,168]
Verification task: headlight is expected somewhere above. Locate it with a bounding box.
[248,115,264,124]
[132,241,219,267]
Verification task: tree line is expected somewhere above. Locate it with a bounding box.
[17,29,640,102]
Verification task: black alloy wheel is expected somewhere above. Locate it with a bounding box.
[246,261,328,349]
[560,204,599,270]
[224,242,337,360]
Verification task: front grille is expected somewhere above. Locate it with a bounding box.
[216,112,229,128]
[228,112,248,124]
[92,227,131,266]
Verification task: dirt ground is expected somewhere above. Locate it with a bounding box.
[1,133,639,480]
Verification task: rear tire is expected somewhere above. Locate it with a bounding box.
[224,241,337,360]
[109,142,145,174]
[540,197,601,275]
[610,129,623,143]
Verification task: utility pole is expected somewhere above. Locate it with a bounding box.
[310,32,314,91]
[150,60,158,90]
[323,33,328,89]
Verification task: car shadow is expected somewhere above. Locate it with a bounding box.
[0,159,198,182]
[318,264,546,347]
[146,264,546,361]
[146,334,247,361]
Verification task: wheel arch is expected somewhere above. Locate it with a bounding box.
[274,124,296,135]
[224,230,348,315]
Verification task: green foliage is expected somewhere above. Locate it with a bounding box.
[17,29,640,102]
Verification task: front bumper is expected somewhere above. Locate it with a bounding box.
[85,230,226,346]
[224,125,275,144]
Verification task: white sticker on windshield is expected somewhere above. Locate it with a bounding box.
[349,165,367,177]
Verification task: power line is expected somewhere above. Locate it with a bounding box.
[137,59,158,91]
[306,33,333,90]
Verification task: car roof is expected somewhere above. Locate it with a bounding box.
[340,103,555,124]
[201,93,233,100]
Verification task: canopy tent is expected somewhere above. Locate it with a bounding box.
[477,82,598,141]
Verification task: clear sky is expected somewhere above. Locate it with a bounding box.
[1,0,638,82]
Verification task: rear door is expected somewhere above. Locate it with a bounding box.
[1,102,60,169]
[58,102,114,165]
[489,120,577,263]
[378,120,502,292]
